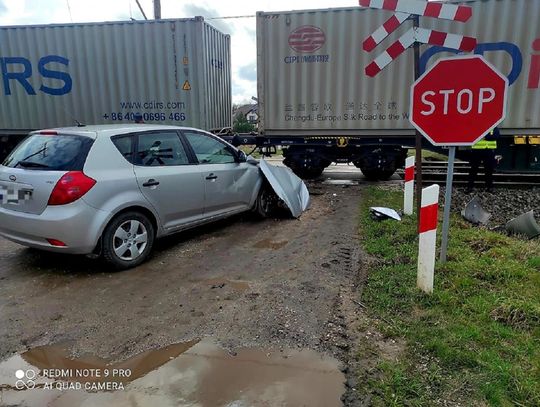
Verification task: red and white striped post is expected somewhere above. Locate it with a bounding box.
[417,184,439,294]
[404,156,415,215]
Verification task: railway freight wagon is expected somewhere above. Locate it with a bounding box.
[254,0,540,179]
[0,17,231,160]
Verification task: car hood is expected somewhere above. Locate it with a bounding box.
[258,159,310,218]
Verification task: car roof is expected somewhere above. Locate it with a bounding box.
[31,124,211,138]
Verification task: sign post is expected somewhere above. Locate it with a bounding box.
[410,55,509,263]
[439,147,456,262]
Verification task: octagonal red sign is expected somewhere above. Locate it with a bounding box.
[410,55,509,146]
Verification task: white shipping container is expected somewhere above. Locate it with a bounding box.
[0,17,231,132]
[257,0,540,137]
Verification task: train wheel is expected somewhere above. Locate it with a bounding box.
[360,166,396,181]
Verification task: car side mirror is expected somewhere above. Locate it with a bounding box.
[237,150,247,163]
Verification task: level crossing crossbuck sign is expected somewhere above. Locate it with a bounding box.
[359,0,477,76]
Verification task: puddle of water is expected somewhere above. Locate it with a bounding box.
[23,339,200,385]
[198,278,250,291]
[253,239,288,250]
[177,341,345,407]
[0,339,345,407]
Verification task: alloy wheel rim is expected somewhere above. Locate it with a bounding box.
[113,220,148,261]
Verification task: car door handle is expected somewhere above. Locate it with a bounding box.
[205,174,218,180]
[142,179,160,187]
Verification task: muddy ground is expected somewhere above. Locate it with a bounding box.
[0,174,383,406]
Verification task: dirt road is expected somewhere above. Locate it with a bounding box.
[0,176,371,405]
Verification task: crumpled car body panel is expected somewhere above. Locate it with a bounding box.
[258,159,310,218]
[505,210,540,239]
[461,196,491,225]
[369,207,401,221]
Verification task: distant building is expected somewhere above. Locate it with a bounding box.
[233,103,258,126]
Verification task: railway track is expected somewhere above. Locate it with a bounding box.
[396,161,540,188]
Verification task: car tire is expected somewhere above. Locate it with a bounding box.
[255,183,278,218]
[102,211,155,270]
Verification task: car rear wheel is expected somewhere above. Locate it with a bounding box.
[102,211,154,270]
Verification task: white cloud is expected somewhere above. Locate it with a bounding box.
[0,0,357,102]
[0,0,138,25]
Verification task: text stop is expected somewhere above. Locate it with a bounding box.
[420,88,495,116]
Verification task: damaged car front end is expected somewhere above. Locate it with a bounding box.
[255,158,310,218]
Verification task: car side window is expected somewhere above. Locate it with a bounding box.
[136,132,190,166]
[184,131,236,164]
[112,135,134,163]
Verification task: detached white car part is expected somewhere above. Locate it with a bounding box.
[369,207,401,221]
[258,159,310,218]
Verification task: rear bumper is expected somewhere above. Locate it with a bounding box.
[0,200,108,254]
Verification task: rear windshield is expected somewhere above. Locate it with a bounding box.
[2,134,94,171]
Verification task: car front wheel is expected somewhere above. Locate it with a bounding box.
[102,211,154,270]
[255,183,279,218]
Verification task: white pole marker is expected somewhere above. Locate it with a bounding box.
[417,184,439,294]
[404,156,415,215]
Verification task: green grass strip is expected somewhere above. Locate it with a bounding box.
[359,187,540,406]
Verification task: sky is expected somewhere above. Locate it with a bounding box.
[0,0,359,104]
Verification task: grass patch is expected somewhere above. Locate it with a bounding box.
[358,187,540,406]
[408,149,450,161]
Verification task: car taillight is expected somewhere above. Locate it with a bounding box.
[48,171,96,206]
[46,238,66,247]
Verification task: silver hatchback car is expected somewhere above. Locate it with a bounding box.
[0,125,275,269]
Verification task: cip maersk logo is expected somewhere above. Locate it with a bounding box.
[288,26,326,53]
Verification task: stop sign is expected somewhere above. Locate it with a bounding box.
[410,55,508,146]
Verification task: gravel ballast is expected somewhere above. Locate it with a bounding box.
[441,186,540,228]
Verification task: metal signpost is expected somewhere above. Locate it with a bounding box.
[409,55,509,262]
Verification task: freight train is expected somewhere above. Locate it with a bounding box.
[245,0,540,179]
[0,0,539,179]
